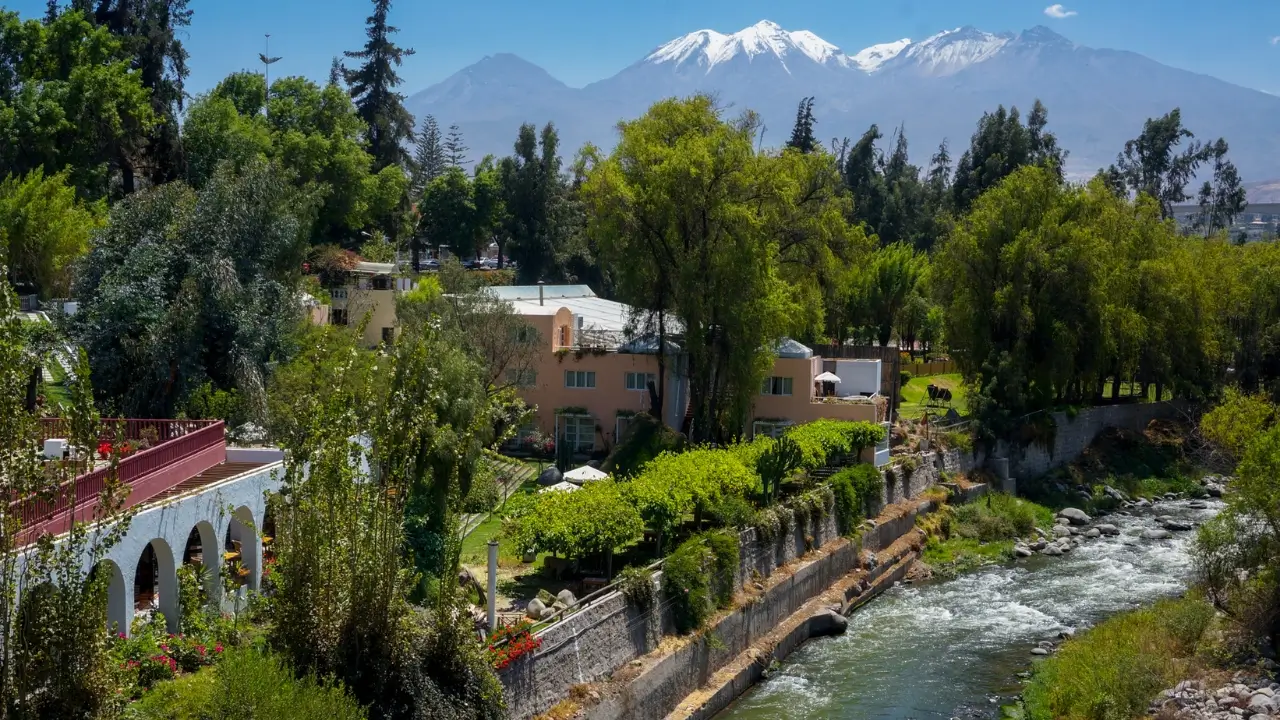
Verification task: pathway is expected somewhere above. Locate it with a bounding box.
[459,457,539,538]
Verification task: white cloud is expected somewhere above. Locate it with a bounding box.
[1044,4,1078,19]
[1271,35,1280,46]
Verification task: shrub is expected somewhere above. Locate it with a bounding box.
[509,480,644,559]
[624,448,757,543]
[949,493,1051,542]
[485,620,542,670]
[900,371,913,388]
[461,464,501,514]
[202,648,367,720]
[830,464,884,534]
[616,565,656,610]
[784,420,886,469]
[1023,596,1214,720]
[601,413,686,478]
[662,532,740,634]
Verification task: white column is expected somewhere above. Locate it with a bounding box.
[487,540,498,635]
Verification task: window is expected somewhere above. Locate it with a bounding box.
[753,420,792,439]
[625,372,656,392]
[564,370,596,389]
[330,288,348,300]
[760,377,793,396]
[371,276,392,290]
[557,325,570,347]
[559,414,595,452]
[331,308,348,326]
[506,369,537,387]
[381,327,396,345]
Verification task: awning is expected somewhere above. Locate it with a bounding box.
[563,465,609,483]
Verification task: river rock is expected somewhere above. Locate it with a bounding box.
[1030,647,1050,656]
[1014,545,1033,558]
[809,609,848,637]
[1142,528,1173,540]
[1085,528,1101,538]
[1058,508,1093,526]
[1055,517,1071,526]
[1096,524,1120,536]
[1052,525,1073,538]
[1103,486,1130,502]
[1041,544,1063,556]
[526,598,546,620]
[1188,500,1209,509]
[1160,518,1195,532]
[1135,498,1151,507]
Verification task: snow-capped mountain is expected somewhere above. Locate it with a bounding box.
[850,38,911,72]
[645,20,854,74]
[879,26,1015,76]
[406,21,1280,181]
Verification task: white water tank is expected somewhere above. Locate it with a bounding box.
[43,438,68,459]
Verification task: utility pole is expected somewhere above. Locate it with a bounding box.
[259,34,282,119]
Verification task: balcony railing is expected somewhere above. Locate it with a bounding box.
[39,418,218,444]
[18,420,226,536]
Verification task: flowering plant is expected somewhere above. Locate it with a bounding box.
[486,620,542,670]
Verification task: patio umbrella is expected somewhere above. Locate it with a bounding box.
[563,465,609,484]
[539,481,580,494]
[814,372,842,383]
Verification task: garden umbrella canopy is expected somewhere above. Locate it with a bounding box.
[814,372,842,383]
[563,465,609,483]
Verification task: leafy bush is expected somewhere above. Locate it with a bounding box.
[1023,596,1213,720]
[200,648,366,720]
[950,493,1051,542]
[830,464,884,534]
[616,566,656,610]
[784,420,886,469]
[461,464,501,514]
[900,371,913,388]
[624,448,757,541]
[601,413,686,478]
[756,436,803,504]
[509,480,644,559]
[662,532,740,634]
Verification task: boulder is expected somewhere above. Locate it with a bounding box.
[526,598,546,620]
[1142,528,1173,540]
[1052,525,1073,538]
[1103,486,1130,502]
[556,589,577,607]
[1205,484,1224,498]
[1058,508,1093,526]
[1030,647,1050,656]
[537,466,563,487]
[1055,517,1071,526]
[536,588,557,606]
[1041,545,1063,556]
[1014,545,1034,558]
[1085,528,1101,539]
[1096,524,1120,536]
[809,609,848,637]
[1250,694,1278,713]
[1188,500,1209,509]
[1135,498,1151,507]
[1159,518,1195,532]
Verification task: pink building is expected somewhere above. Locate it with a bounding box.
[491,286,887,458]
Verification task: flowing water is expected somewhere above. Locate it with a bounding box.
[719,499,1221,720]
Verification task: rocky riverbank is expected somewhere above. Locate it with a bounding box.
[1152,671,1280,719]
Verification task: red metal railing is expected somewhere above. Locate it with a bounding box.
[39,417,218,444]
[18,420,227,535]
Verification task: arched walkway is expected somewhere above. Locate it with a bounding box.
[133,538,178,632]
[91,560,128,635]
[182,520,221,607]
[226,506,261,592]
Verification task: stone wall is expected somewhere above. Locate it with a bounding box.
[1004,401,1185,480]
[873,447,981,513]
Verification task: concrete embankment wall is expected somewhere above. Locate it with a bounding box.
[1003,400,1186,480]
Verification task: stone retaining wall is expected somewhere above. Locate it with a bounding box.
[1004,400,1186,480]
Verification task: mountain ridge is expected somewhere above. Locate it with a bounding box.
[405,20,1280,181]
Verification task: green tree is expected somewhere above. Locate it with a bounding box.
[786,96,817,154]
[951,100,1066,213]
[343,0,415,172]
[858,242,926,347]
[0,8,155,201]
[0,169,102,297]
[410,114,445,195]
[73,160,309,419]
[582,96,864,440]
[443,123,468,168]
[1106,108,1208,219]
[419,167,477,259]
[497,122,572,281]
[1193,138,1248,237]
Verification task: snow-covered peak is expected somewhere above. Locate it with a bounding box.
[850,38,911,72]
[644,20,854,75]
[891,26,1015,76]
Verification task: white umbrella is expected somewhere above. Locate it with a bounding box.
[814,372,842,383]
[539,481,580,494]
[563,465,609,483]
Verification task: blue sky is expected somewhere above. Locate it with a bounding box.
[14,0,1280,95]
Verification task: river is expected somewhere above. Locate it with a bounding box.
[719,499,1220,720]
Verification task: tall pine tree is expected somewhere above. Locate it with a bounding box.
[412,115,445,195]
[343,0,416,171]
[444,123,469,167]
[787,97,817,154]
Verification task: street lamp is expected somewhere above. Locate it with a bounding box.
[259,34,282,119]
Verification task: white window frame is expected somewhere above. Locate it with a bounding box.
[615,414,635,442]
[564,370,596,389]
[752,420,793,439]
[558,414,595,452]
[625,372,656,392]
[760,376,794,396]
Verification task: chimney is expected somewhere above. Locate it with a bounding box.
[537,280,545,306]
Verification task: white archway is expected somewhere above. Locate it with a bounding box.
[226,506,261,593]
[182,520,221,608]
[92,560,129,635]
[134,537,179,632]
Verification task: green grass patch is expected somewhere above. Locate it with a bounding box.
[921,493,1053,575]
[1022,595,1214,720]
[899,373,967,420]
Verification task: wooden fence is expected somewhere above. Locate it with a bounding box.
[904,360,956,377]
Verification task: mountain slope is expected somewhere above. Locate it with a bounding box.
[404,21,1280,180]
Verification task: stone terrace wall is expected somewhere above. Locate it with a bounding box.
[874,447,982,513]
[1005,400,1186,480]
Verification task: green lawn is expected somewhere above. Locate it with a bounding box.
[900,373,967,419]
